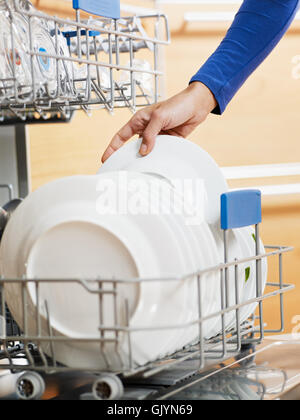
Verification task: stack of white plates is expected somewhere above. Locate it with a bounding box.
[0,135,267,370]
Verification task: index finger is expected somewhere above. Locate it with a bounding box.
[101,121,136,163]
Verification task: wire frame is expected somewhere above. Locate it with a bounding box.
[0,0,170,122]
[0,245,294,381]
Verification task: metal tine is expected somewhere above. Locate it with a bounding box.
[108,31,115,110]
[28,15,37,102]
[10,0,35,103]
[129,31,136,111]
[90,80,113,113]
[136,82,153,107]
[255,223,264,343]
[125,298,134,372]
[220,267,228,358]
[154,16,160,104]
[7,4,19,105]
[76,9,82,61]
[206,268,227,360]
[8,106,27,121]
[114,19,120,68]
[265,252,285,334]
[35,280,48,369]
[44,298,57,369]
[197,274,205,370]
[234,261,242,351]
[98,280,111,370]
[115,81,136,113]
[22,277,35,367]
[93,36,102,89]
[84,30,92,103]
[57,29,76,99]
[219,229,242,355]
[113,281,123,368]
[0,279,14,369]
[54,20,61,99]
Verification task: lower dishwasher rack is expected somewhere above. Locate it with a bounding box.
[0,244,294,400]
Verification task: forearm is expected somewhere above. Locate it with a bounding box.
[190,0,300,114]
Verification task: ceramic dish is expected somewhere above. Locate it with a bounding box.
[135,173,199,358]
[48,21,74,96]
[0,173,200,369]
[132,173,220,356]
[99,135,229,226]
[161,179,221,350]
[11,13,48,95]
[31,19,57,96]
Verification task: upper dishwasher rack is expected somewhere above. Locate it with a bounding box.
[0,0,170,122]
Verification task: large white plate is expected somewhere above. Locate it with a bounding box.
[0,173,197,369]
[133,173,198,358]
[163,183,221,350]
[99,135,229,226]
[135,173,220,356]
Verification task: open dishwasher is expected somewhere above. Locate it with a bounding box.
[0,185,295,400]
[0,0,298,401]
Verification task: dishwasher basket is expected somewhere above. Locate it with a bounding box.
[0,0,170,122]
[0,190,294,400]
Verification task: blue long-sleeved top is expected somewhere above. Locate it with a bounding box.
[190,0,300,114]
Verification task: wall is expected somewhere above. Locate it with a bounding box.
[29,0,300,333]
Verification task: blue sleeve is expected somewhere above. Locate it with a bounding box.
[190,0,300,114]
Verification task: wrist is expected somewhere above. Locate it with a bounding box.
[188,81,218,115]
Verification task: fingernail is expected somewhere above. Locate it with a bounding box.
[140,144,148,156]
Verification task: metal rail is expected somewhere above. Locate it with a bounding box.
[0,245,293,382]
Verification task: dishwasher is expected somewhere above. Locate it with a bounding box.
[0,0,298,401]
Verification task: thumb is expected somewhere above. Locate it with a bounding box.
[139,111,163,156]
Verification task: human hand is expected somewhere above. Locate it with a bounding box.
[101,82,217,163]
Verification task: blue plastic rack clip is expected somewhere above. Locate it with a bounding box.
[73,0,121,19]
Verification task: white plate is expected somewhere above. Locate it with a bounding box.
[133,173,222,352]
[0,12,32,96]
[48,21,74,95]
[133,173,197,358]
[134,173,219,356]
[0,173,195,369]
[11,13,50,95]
[163,183,221,350]
[99,135,229,226]
[107,172,200,365]
[99,135,230,339]
[31,19,57,95]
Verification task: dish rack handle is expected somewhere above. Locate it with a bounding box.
[221,190,262,231]
[72,0,121,19]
